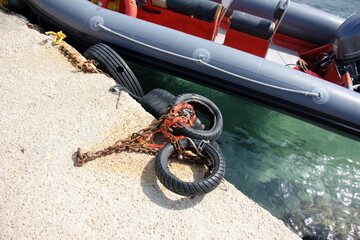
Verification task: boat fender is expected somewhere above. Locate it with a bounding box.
[173,94,223,141]
[155,138,226,196]
[139,88,177,119]
[312,87,330,104]
[139,89,206,129]
[84,43,144,96]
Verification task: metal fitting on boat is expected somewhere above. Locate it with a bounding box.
[89,16,104,31]
[193,48,211,64]
[312,87,330,104]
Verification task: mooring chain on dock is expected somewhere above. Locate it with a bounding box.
[43,31,118,80]
[45,31,97,74]
[75,102,208,167]
[76,140,161,166]
[55,41,111,78]
[75,116,165,166]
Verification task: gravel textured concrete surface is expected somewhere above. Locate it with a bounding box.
[0,10,301,240]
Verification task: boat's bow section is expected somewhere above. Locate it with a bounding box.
[24,0,360,139]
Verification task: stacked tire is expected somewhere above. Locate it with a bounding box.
[139,88,176,119]
[172,93,223,141]
[83,42,226,196]
[155,138,225,196]
[139,89,226,196]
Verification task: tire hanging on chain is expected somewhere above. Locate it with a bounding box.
[155,138,226,196]
[76,97,226,196]
[139,89,205,130]
[76,101,198,166]
[172,93,223,141]
[84,43,144,97]
[139,88,177,119]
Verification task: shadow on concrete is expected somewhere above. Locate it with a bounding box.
[140,158,205,210]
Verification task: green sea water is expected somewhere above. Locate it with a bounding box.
[129,63,359,239]
[128,1,360,238]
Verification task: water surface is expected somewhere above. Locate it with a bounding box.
[129,1,360,238]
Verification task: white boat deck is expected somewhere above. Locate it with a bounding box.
[265,43,299,66]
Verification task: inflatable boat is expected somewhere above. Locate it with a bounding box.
[19,0,360,140]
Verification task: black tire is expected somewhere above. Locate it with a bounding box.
[138,88,176,119]
[84,43,144,97]
[173,93,223,141]
[155,138,226,196]
[138,89,205,130]
[192,117,205,130]
[211,140,222,154]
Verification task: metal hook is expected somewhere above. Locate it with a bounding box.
[198,140,210,152]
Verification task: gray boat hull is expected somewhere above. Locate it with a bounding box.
[24,0,360,140]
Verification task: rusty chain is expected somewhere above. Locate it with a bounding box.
[47,37,211,168]
[76,116,165,166]
[54,40,164,166]
[58,43,111,77]
[75,106,210,167]
[76,142,160,166]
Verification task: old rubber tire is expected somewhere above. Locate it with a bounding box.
[211,140,222,154]
[139,89,205,130]
[84,43,144,97]
[173,93,223,141]
[139,88,176,119]
[155,138,226,196]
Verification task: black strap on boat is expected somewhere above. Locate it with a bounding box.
[139,5,161,14]
[136,0,161,14]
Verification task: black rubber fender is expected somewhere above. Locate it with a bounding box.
[155,138,226,196]
[210,140,222,154]
[139,88,176,119]
[192,117,205,130]
[173,93,223,141]
[139,89,205,130]
[84,43,144,97]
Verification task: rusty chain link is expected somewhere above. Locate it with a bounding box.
[75,105,209,167]
[58,43,111,77]
[51,39,210,167]
[76,116,165,166]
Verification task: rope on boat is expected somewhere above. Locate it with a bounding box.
[96,23,321,98]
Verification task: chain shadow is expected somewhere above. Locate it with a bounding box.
[140,158,205,210]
